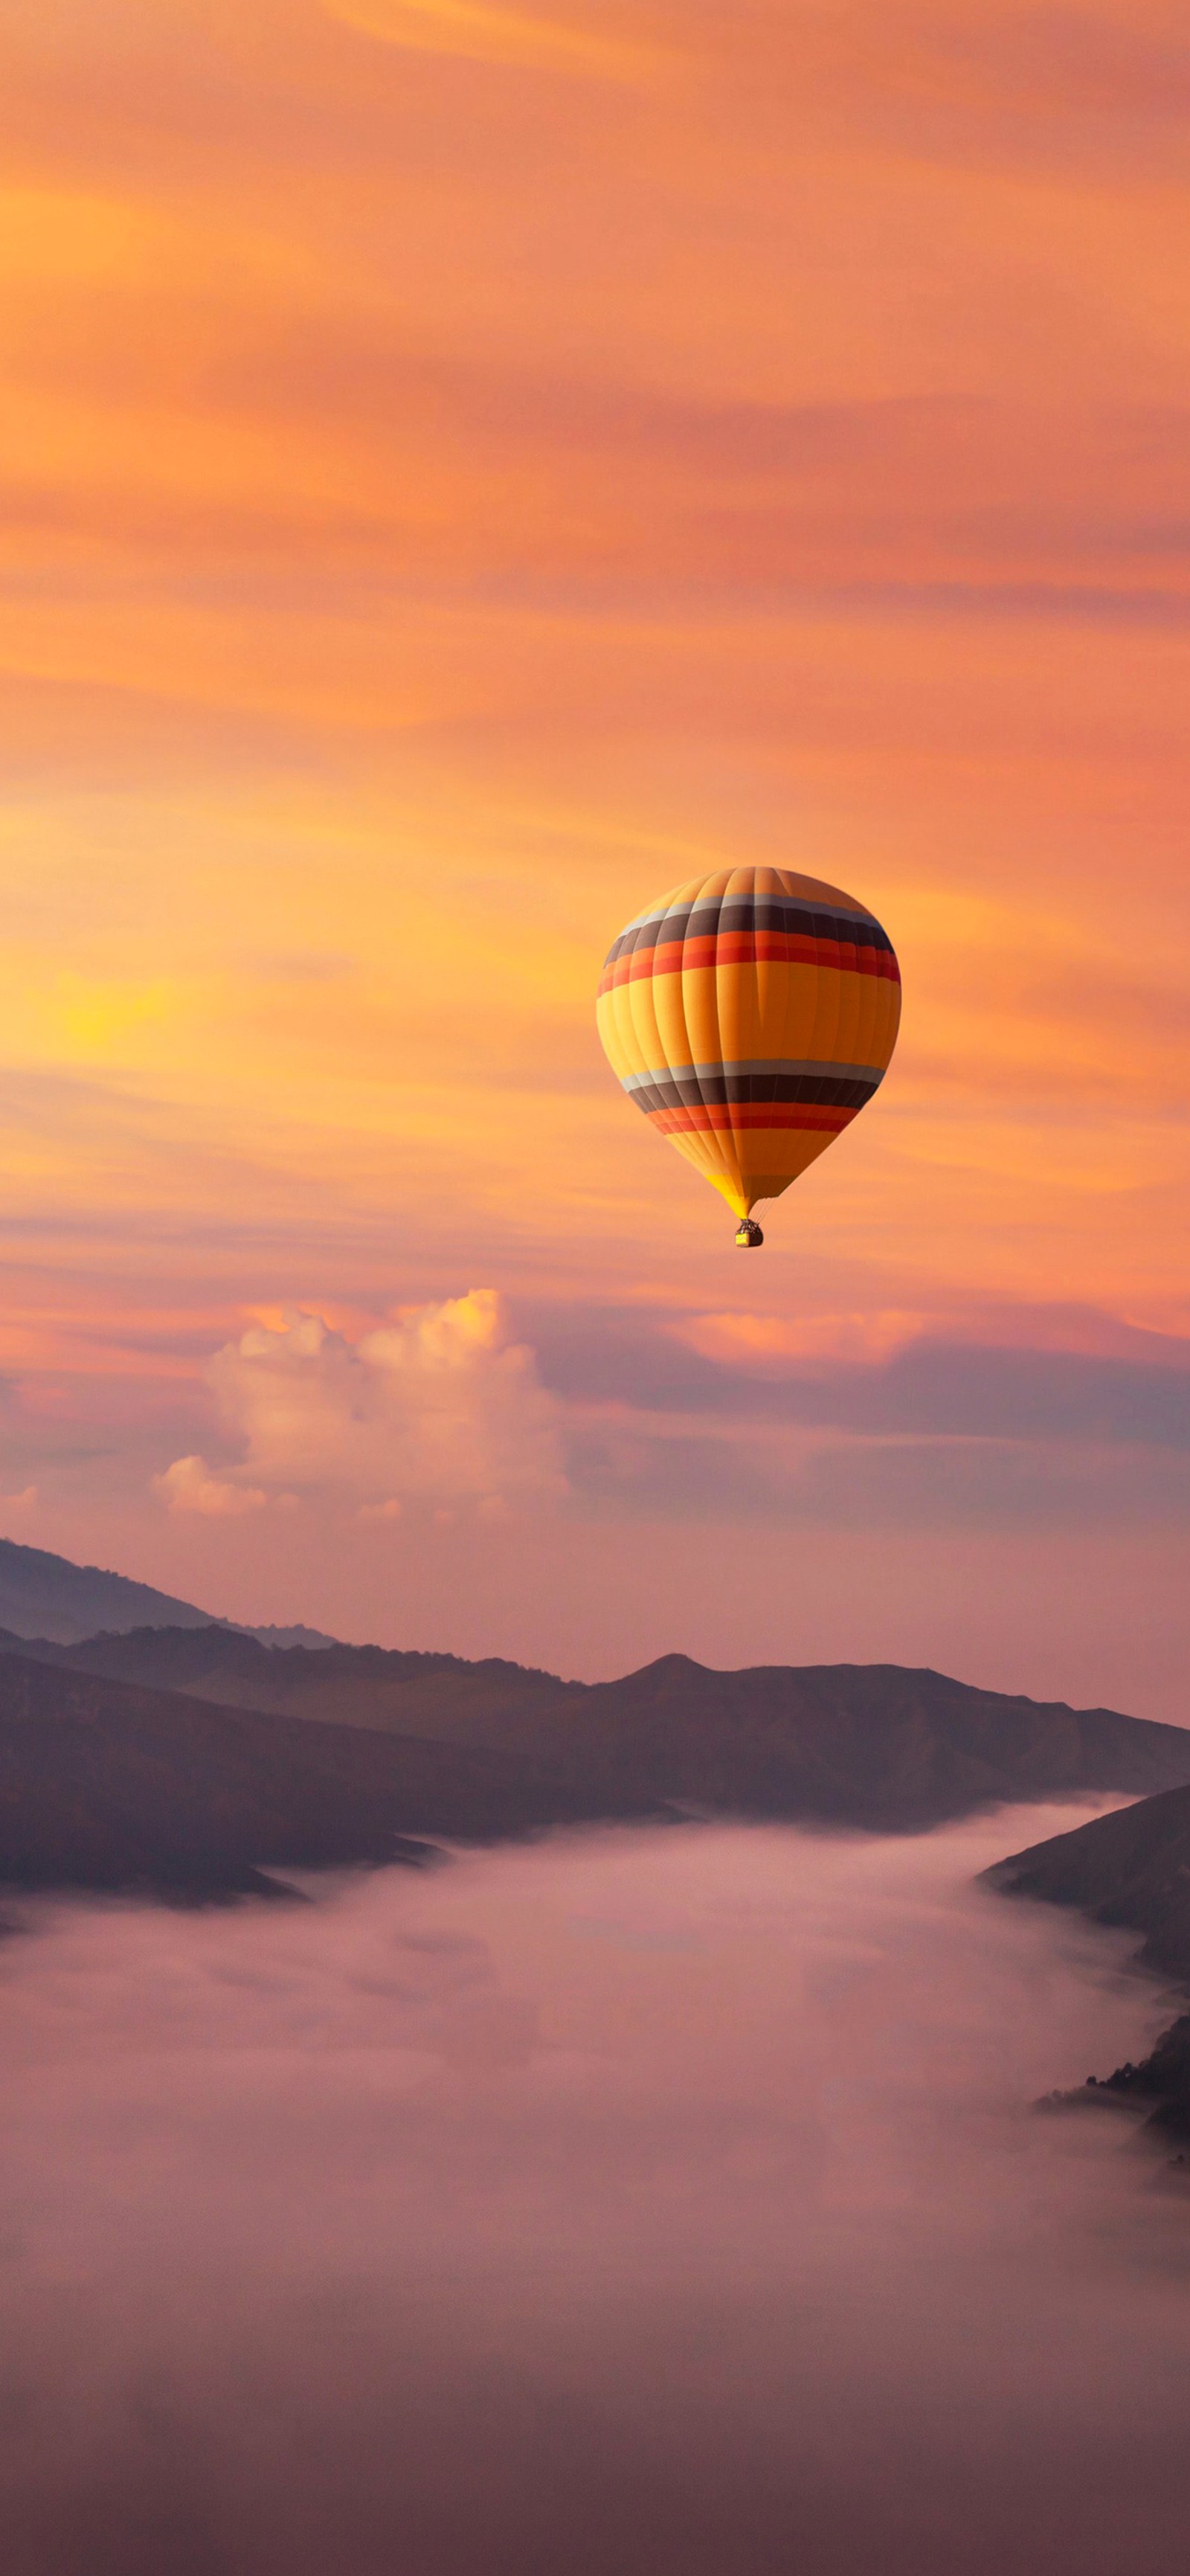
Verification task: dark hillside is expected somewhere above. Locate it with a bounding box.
[4,1632,1190,1890]
[0,1538,336,1648]
[13,1625,579,1734]
[498,1654,1190,1828]
[0,1539,220,1644]
[988,1788,1190,2142]
[987,1786,1190,1987]
[0,1652,656,1899]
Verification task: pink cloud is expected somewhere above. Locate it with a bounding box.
[202,1292,567,1512]
[153,1454,268,1517]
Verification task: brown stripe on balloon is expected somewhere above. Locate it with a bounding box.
[626,1073,879,1114]
[602,896,896,969]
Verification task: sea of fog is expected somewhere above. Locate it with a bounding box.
[1,1807,1189,2574]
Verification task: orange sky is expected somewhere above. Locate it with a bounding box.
[1,1,1189,1708]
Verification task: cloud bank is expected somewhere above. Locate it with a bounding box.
[159,1290,567,1517]
[1,1814,1188,2574]
[152,1289,1190,1538]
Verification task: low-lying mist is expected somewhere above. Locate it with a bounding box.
[2,1809,1188,2575]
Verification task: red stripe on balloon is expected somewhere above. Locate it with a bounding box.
[646,1103,854,1135]
[596,934,899,997]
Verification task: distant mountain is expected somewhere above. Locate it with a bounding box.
[241,1623,340,1650]
[15,1628,1190,1826]
[0,1649,656,1899]
[4,1628,1190,1899]
[0,1538,337,1649]
[988,1789,1190,2142]
[15,1622,577,1734]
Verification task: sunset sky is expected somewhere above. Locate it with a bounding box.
[2,0,1189,1711]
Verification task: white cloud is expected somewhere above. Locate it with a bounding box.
[199,1291,567,1515]
[154,1455,268,1518]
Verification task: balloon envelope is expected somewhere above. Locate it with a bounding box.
[596,865,901,1221]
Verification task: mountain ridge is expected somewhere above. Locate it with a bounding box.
[4,1621,1190,1898]
[987,1788,1190,2143]
[14,1618,1188,1784]
[0,1647,660,1899]
[0,1536,336,1648]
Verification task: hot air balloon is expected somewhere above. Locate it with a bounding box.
[596,866,900,1243]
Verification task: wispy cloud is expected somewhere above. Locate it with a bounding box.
[324,0,661,81]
